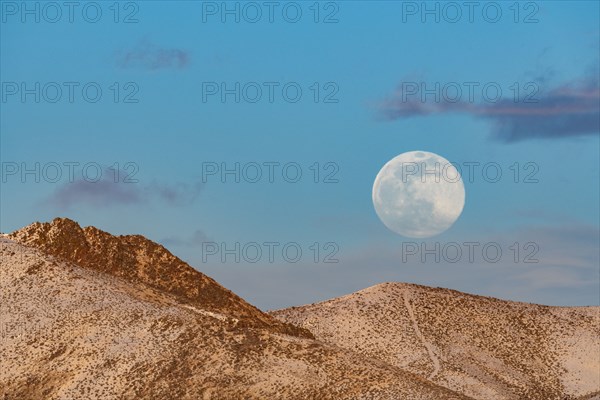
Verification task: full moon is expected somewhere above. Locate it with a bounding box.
[372,151,465,238]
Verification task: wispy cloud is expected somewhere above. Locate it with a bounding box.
[46,168,203,209]
[47,178,142,209]
[146,181,203,206]
[116,39,190,70]
[379,74,599,142]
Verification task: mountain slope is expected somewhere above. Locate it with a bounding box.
[0,224,472,400]
[272,282,600,400]
[8,218,309,338]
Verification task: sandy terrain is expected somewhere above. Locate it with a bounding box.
[2,218,597,399]
[273,282,600,400]
[1,219,471,400]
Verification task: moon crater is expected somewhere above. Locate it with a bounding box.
[372,151,465,238]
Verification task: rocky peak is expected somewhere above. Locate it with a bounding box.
[9,218,312,338]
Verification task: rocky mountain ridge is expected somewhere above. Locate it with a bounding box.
[1,218,598,399]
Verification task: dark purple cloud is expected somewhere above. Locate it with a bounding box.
[48,178,141,209]
[47,169,203,210]
[116,39,189,70]
[380,74,599,142]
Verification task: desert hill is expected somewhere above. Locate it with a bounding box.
[8,218,309,338]
[0,220,472,400]
[272,282,600,400]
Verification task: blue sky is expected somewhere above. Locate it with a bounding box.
[1,1,599,309]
